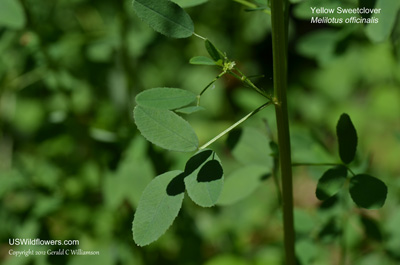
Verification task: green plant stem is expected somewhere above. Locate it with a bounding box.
[270,0,296,264]
[199,102,272,150]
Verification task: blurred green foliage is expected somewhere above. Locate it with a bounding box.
[1,0,399,264]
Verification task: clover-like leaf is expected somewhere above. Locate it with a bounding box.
[184,149,224,207]
[218,165,270,205]
[316,166,347,201]
[336,113,358,164]
[132,0,194,38]
[134,105,198,152]
[133,170,185,246]
[349,174,388,209]
[135,87,197,110]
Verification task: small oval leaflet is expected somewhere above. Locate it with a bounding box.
[132,0,194,38]
[349,174,388,209]
[316,166,347,201]
[133,170,184,246]
[205,39,225,62]
[189,56,217,66]
[136,87,197,110]
[134,106,199,152]
[336,113,358,164]
[184,149,224,207]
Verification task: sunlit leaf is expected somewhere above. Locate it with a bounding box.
[349,174,388,209]
[184,149,224,207]
[175,106,205,114]
[133,170,185,246]
[316,166,347,200]
[205,39,225,62]
[171,0,208,8]
[0,0,26,29]
[132,0,194,38]
[189,56,216,66]
[336,113,358,164]
[218,165,270,205]
[135,87,197,110]
[134,106,198,152]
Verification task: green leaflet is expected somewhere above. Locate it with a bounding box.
[365,0,400,43]
[132,0,194,38]
[316,166,347,201]
[189,56,217,66]
[172,0,208,8]
[205,39,225,62]
[218,165,270,205]
[133,170,185,246]
[0,0,26,29]
[349,174,388,209]
[134,106,199,152]
[336,113,358,164]
[184,149,224,207]
[135,87,197,110]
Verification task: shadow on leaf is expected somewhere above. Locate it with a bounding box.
[167,172,186,196]
[197,160,223,182]
[184,149,213,175]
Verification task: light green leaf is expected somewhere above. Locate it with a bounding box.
[349,174,387,209]
[229,127,273,168]
[365,0,400,43]
[316,166,347,200]
[0,0,26,29]
[184,149,224,207]
[175,106,205,114]
[218,165,270,205]
[135,87,197,110]
[132,0,194,38]
[336,113,358,164]
[134,105,199,152]
[171,0,208,8]
[205,39,225,62]
[189,56,217,66]
[133,170,185,246]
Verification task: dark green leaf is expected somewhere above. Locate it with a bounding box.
[336,113,358,164]
[134,106,198,152]
[189,56,216,66]
[132,0,194,38]
[0,0,26,29]
[205,39,225,62]
[184,149,224,207]
[217,165,270,205]
[316,166,347,200]
[349,174,388,209]
[133,170,185,246]
[135,87,197,110]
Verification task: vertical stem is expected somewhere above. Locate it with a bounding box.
[270,0,296,264]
